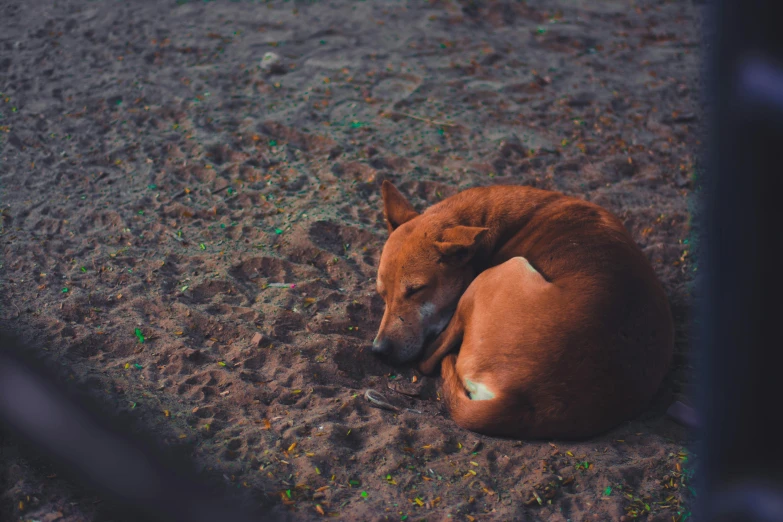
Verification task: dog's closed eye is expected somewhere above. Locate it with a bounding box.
[404,284,427,297]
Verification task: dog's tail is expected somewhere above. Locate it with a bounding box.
[440,354,530,439]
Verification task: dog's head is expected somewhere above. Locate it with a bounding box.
[372,181,488,364]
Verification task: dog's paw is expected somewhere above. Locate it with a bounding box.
[417,358,439,376]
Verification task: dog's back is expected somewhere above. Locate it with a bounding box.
[441,187,673,438]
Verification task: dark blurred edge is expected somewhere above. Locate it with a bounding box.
[0,330,270,522]
[697,0,783,521]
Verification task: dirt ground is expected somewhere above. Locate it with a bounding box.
[0,0,703,520]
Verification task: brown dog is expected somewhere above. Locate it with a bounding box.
[373,181,673,440]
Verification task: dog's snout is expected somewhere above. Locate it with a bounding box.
[372,336,392,357]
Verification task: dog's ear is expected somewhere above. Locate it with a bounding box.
[434,226,488,262]
[381,180,419,233]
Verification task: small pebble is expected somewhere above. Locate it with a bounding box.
[260,52,285,74]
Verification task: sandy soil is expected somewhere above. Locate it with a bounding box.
[0,0,703,520]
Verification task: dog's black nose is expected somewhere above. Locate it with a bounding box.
[371,336,392,357]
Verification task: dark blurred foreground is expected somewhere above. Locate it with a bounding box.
[0,331,272,522]
[696,0,783,521]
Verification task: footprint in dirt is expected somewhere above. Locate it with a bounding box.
[179,382,218,402]
[277,241,336,272]
[182,350,211,366]
[183,370,223,388]
[203,143,245,166]
[204,303,236,317]
[190,404,227,421]
[241,352,267,371]
[332,341,390,380]
[323,417,369,452]
[305,220,383,280]
[60,293,117,323]
[308,220,380,257]
[229,255,320,284]
[221,438,245,461]
[337,203,384,228]
[65,333,105,359]
[32,217,68,236]
[266,307,306,343]
[229,306,259,322]
[188,279,243,305]
[186,405,229,436]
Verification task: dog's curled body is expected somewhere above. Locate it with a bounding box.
[375,182,673,440]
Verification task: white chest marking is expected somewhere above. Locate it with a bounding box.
[464,378,496,401]
[420,302,450,337]
[419,302,436,320]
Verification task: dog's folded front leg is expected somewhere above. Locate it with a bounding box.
[417,314,464,376]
